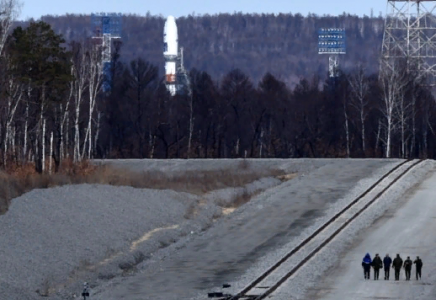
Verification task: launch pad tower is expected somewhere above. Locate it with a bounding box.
[177,47,192,96]
[381,0,436,86]
[91,13,122,92]
[318,28,347,78]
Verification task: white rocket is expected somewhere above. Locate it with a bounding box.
[164,16,178,96]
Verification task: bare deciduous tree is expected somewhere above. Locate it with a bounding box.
[379,60,409,158]
[0,0,22,57]
[70,41,89,162]
[348,63,369,154]
[343,99,350,158]
[187,92,194,158]
[395,90,412,158]
[1,54,24,166]
[82,43,103,160]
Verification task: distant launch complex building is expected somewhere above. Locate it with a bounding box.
[163,16,190,96]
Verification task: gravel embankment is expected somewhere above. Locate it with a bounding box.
[94,158,329,174]
[307,163,436,300]
[0,159,406,300]
[0,185,198,300]
[92,159,401,300]
[271,160,436,300]
[0,161,291,300]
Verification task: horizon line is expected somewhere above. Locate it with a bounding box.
[17,10,386,22]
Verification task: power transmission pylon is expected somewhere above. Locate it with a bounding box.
[381,0,436,86]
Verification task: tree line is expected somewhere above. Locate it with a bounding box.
[38,12,385,86]
[1,3,436,173]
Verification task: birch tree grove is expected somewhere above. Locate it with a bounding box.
[3,19,436,171]
[379,60,409,158]
[70,41,89,162]
[82,44,103,160]
[1,57,23,166]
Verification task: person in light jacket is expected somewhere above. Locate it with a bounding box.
[362,253,372,280]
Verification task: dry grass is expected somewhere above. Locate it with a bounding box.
[214,172,298,213]
[277,173,298,181]
[88,165,284,195]
[118,251,147,273]
[216,188,262,211]
[0,159,97,214]
[0,159,285,215]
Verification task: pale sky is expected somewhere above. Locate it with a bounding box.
[19,0,388,20]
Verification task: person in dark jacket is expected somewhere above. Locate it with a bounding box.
[371,253,383,280]
[362,253,372,280]
[414,256,423,280]
[392,254,403,280]
[383,254,392,280]
[404,256,413,280]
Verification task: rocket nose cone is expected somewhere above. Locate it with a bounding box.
[165,15,178,34]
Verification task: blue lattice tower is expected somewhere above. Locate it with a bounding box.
[318,28,347,77]
[91,13,122,92]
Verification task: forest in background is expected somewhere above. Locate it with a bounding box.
[33,12,386,86]
[1,2,436,175]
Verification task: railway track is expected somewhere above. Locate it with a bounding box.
[211,159,425,300]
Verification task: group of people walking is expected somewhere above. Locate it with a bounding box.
[362,253,423,281]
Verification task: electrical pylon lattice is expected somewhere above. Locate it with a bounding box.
[381,0,436,86]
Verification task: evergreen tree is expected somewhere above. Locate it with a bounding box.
[8,21,72,172]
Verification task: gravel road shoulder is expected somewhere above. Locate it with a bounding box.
[271,160,436,300]
[92,159,400,300]
[0,159,403,300]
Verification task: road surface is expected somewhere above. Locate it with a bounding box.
[306,170,436,300]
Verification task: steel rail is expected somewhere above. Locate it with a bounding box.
[222,159,420,300]
[253,159,424,300]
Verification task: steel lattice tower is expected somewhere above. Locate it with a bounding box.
[91,13,122,92]
[381,0,436,86]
